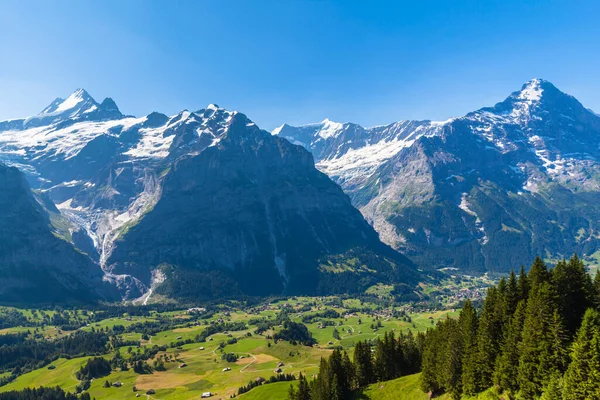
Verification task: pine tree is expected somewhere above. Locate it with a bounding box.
[517,282,559,398]
[458,299,478,396]
[296,373,311,400]
[374,333,388,382]
[506,269,519,316]
[443,319,464,400]
[328,349,346,399]
[341,350,355,393]
[594,271,600,308]
[549,309,569,373]
[540,371,564,400]
[517,264,530,303]
[353,341,374,387]
[528,257,550,290]
[553,254,594,336]
[473,286,502,391]
[288,383,298,400]
[494,300,525,394]
[421,326,444,394]
[563,308,600,399]
[401,330,421,375]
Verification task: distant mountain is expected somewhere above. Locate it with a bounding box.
[0,163,115,303]
[275,79,600,273]
[0,91,417,302]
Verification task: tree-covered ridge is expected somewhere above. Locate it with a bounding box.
[295,255,600,399]
[420,254,600,399]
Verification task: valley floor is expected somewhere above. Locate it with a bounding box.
[0,295,463,400]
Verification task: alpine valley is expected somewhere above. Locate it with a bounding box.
[0,89,416,303]
[275,79,600,274]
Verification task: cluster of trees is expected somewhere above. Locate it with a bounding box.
[132,360,153,374]
[301,310,340,324]
[0,331,109,381]
[420,255,600,399]
[235,374,296,397]
[273,321,316,346]
[288,330,423,400]
[0,309,30,329]
[76,357,111,380]
[196,321,247,342]
[221,353,238,362]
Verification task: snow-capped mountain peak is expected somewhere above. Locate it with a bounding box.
[318,118,345,139]
[516,78,545,102]
[39,88,97,116]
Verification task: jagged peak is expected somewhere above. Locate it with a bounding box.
[38,88,97,116]
[98,97,120,112]
[516,78,545,101]
[272,123,288,136]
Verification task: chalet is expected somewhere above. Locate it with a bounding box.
[222,367,231,372]
[146,389,155,395]
[201,392,212,398]
[176,336,182,339]
[274,368,282,373]
[113,382,123,387]
[179,363,187,368]
[199,347,205,350]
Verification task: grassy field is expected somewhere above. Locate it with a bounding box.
[362,373,502,400]
[238,381,299,399]
[0,293,470,400]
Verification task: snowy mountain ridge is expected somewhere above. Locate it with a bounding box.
[275,79,600,273]
[0,89,244,291]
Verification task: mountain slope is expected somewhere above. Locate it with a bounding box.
[0,163,114,303]
[276,79,600,273]
[107,113,417,299]
[0,91,418,300]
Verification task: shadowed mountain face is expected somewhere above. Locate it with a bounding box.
[0,92,418,302]
[276,79,600,273]
[107,114,417,299]
[0,163,116,303]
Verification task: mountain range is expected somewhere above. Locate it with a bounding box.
[0,90,416,303]
[275,79,600,273]
[1,78,598,303]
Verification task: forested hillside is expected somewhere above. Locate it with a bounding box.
[293,255,600,399]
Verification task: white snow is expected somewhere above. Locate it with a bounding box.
[53,89,87,113]
[272,124,285,136]
[518,79,544,102]
[458,193,488,245]
[123,123,175,159]
[318,118,345,139]
[0,117,144,160]
[317,136,416,180]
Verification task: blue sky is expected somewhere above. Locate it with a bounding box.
[1,0,599,130]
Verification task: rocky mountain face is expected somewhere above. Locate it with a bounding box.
[276,79,600,274]
[0,93,417,302]
[0,163,116,303]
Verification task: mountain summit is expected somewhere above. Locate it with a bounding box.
[277,80,600,273]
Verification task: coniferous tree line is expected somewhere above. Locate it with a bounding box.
[287,330,424,400]
[0,387,91,400]
[0,331,109,383]
[420,255,600,399]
